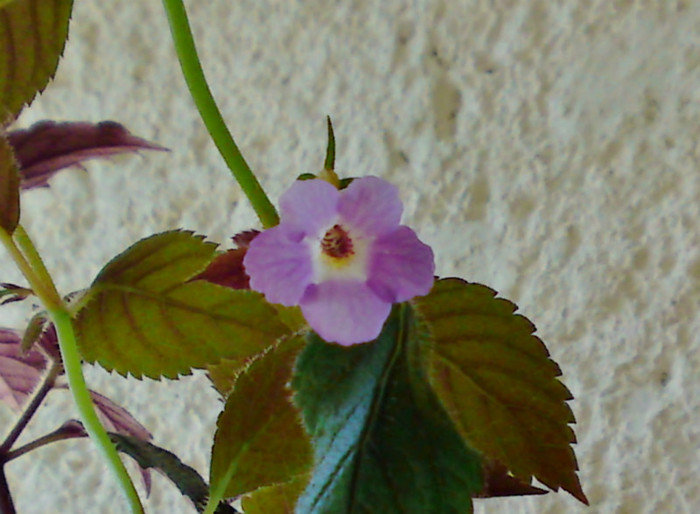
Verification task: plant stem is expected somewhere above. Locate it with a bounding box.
[0,466,16,514]
[0,226,144,513]
[161,0,279,229]
[11,225,61,304]
[0,230,58,310]
[4,424,86,463]
[0,361,61,453]
[48,308,144,514]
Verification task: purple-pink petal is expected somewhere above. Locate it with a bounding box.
[337,177,402,236]
[367,226,435,303]
[300,281,392,345]
[243,225,313,305]
[279,179,340,235]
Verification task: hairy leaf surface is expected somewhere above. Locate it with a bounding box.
[0,0,73,120]
[292,305,482,514]
[75,231,289,378]
[0,136,19,232]
[414,278,587,504]
[209,335,312,500]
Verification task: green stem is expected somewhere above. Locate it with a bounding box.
[202,442,248,514]
[0,230,57,310]
[0,226,144,513]
[12,225,61,303]
[48,308,144,514]
[161,0,279,229]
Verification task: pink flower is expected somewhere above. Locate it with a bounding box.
[243,176,435,345]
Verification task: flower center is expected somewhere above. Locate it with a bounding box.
[321,224,354,259]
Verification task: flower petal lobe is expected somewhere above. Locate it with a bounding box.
[300,281,391,345]
[338,177,402,236]
[368,226,435,302]
[243,225,312,305]
[280,179,340,234]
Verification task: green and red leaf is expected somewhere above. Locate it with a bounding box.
[0,0,74,121]
[75,231,290,379]
[415,278,587,504]
[110,434,238,513]
[241,475,309,514]
[209,335,312,501]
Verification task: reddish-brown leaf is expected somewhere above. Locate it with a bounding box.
[475,459,548,498]
[0,328,46,410]
[194,231,260,290]
[415,278,588,504]
[7,120,167,189]
[194,249,250,290]
[0,0,73,120]
[89,389,152,443]
[0,135,19,232]
[0,282,32,305]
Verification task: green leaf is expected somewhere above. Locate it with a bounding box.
[292,304,483,514]
[209,335,312,503]
[0,136,19,232]
[323,116,335,171]
[75,231,290,379]
[414,278,587,504]
[0,0,74,120]
[241,474,309,514]
[206,309,305,398]
[110,433,237,513]
[20,309,47,354]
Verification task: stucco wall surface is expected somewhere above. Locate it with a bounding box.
[1,0,698,512]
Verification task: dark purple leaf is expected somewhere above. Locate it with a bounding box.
[475,459,548,498]
[89,390,153,495]
[88,390,152,443]
[0,329,47,411]
[54,419,90,440]
[0,283,33,305]
[193,249,250,290]
[63,417,153,496]
[231,230,259,249]
[7,120,168,189]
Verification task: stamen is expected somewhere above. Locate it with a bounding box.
[321,224,354,258]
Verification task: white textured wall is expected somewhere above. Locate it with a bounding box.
[1,0,698,512]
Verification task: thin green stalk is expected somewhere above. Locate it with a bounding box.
[161,0,279,229]
[0,230,57,309]
[202,442,248,514]
[48,307,144,514]
[12,225,61,303]
[0,226,143,513]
